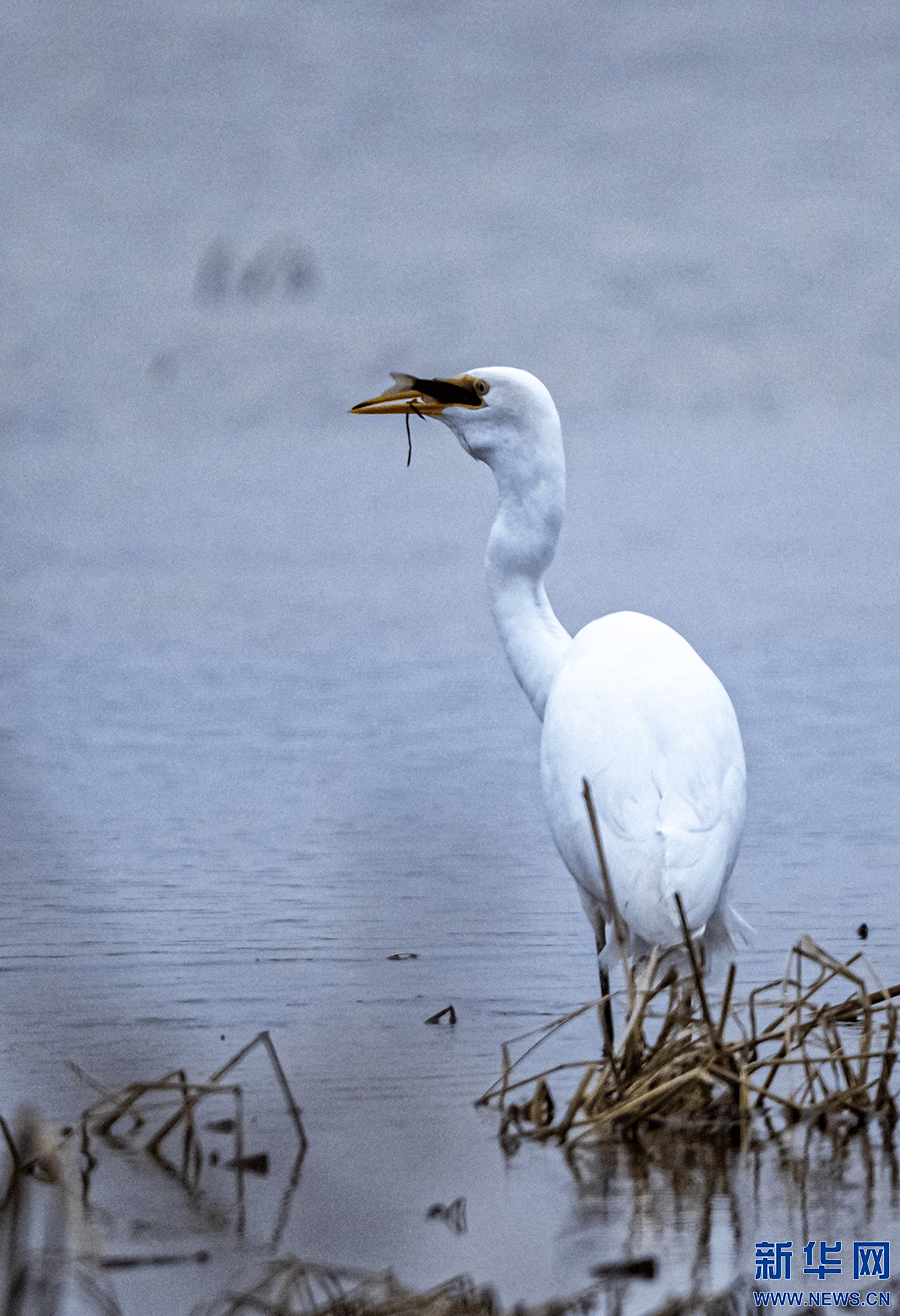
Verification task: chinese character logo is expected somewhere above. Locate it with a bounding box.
[854,1243,889,1281]
[756,1242,793,1281]
[804,1241,842,1279]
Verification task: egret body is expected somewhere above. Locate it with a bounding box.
[352,368,747,987]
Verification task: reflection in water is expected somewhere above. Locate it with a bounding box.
[571,1131,743,1308]
[2,1072,896,1314]
[566,1119,897,1314]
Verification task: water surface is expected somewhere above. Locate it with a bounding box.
[2,0,899,1307]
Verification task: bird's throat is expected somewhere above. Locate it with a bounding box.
[485,471,571,720]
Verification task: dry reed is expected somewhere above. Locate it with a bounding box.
[74,1030,306,1237]
[476,932,899,1154]
[187,1258,631,1316]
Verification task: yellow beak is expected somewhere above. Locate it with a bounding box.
[351,372,487,415]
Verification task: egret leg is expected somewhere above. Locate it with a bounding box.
[598,960,614,1057]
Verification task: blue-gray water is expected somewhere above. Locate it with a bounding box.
[2,0,899,1309]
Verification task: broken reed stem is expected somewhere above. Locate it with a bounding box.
[234,1082,246,1233]
[875,1007,897,1109]
[93,1070,182,1136]
[673,891,716,1044]
[208,1030,307,1152]
[555,1065,598,1140]
[616,948,660,1062]
[824,1017,860,1093]
[752,1005,835,1106]
[745,1051,887,1068]
[751,953,863,1052]
[717,963,736,1046]
[476,1004,596,1107]
[145,1082,239,1161]
[492,1060,614,1104]
[833,982,900,1020]
[582,778,635,1014]
[0,1115,21,1212]
[641,970,683,1064]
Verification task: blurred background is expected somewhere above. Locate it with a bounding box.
[1,0,899,1307]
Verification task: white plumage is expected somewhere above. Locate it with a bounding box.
[353,366,747,982]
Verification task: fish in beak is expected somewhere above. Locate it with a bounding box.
[351,372,489,415]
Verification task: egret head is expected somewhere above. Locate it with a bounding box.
[351,367,561,472]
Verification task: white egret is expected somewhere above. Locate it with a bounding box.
[352,368,747,1017]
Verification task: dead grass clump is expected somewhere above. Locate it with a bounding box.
[74,1030,306,1237]
[1,1034,309,1312]
[190,1263,487,1316]
[477,933,899,1153]
[189,1260,610,1316]
[189,1258,755,1316]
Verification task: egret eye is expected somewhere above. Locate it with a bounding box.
[474,378,489,397]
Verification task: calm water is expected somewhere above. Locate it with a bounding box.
[2,0,900,1309]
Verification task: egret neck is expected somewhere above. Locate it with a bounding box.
[476,415,572,722]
